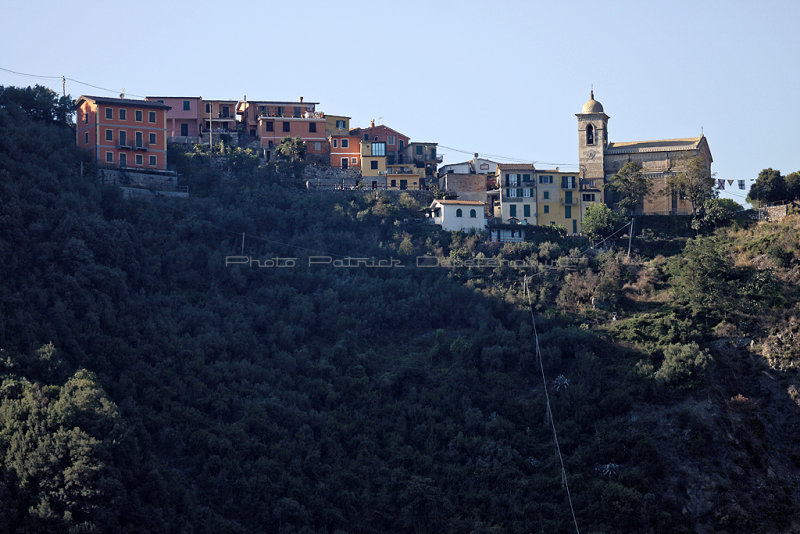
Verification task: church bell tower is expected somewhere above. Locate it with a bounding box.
[576,91,609,198]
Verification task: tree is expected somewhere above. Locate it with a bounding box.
[747,168,785,205]
[785,171,800,201]
[691,198,743,234]
[275,136,307,182]
[607,162,650,215]
[669,156,715,216]
[582,203,623,241]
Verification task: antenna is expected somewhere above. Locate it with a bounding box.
[120,88,126,99]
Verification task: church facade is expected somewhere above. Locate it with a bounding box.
[576,92,713,215]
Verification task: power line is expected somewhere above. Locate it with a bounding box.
[523,275,581,534]
[0,66,145,98]
[0,66,61,80]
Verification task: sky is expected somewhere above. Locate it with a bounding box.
[2,0,798,205]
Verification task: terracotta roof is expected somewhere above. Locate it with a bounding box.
[75,95,170,109]
[497,163,535,171]
[432,200,485,206]
[606,137,704,154]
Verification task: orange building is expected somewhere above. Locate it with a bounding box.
[329,134,361,169]
[238,97,319,140]
[75,95,170,170]
[258,115,329,164]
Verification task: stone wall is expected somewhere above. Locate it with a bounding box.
[303,165,362,189]
[99,168,179,190]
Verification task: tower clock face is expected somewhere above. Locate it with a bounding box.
[587,150,596,160]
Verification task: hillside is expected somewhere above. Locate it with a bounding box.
[1,87,800,533]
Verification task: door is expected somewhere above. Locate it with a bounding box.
[181,123,189,136]
[135,131,143,148]
[119,153,127,167]
[341,158,348,169]
[119,130,127,146]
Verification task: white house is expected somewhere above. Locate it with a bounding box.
[428,199,486,232]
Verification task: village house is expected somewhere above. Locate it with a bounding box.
[146,96,203,144]
[75,95,170,171]
[427,199,486,232]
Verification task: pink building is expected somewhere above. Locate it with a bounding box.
[350,122,410,165]
[146,96,202,143]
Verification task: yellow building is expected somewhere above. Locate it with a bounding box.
[386,163,423,190]
[325,115,350,137]
[534,169,582,235]
[360,140,387,189]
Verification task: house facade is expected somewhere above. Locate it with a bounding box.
[535,169,581,234]
[386,163,423,190]
[258,114,329,164]
[360,140,387,188]
[238,98,319,140]
[428,200,486,232]
[75,95,170,171]
[202,99,238,138]
[577,91,713,215]
[146,96,202,144]
[330,134,361,169]
[497,163,536,224]
[351,123,410,165]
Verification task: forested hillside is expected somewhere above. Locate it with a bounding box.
[1,87,800,533]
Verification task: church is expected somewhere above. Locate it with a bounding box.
[576,91,713,215]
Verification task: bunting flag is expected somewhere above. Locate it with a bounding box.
[727,179,734,186]
[718,179,725,190]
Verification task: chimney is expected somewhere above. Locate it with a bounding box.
[474,153,479,158]
[371,119,375,127]
[299,96,304,103]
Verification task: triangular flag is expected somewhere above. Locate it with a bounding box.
[727,179,734,186]
[718,179,725,190]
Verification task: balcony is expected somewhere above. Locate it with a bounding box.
[560,198,579,206]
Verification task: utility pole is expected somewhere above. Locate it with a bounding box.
[627,218,634,259]
[61,76,66,98]
[241,232,245,255]
[209,102,213,155]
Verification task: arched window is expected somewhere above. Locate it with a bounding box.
[469,209,476,218]
[586,124,595,145]
[456,208,463,217]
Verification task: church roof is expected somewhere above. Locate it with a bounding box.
[497,163,535,171]
[606,136,705,155]
[580,90,604,114]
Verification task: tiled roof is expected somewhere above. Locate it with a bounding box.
[497,163,535,171]
[606,137,703,154]
[76,95,170,109]
[432,200,485,206]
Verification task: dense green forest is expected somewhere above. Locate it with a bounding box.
[1,86,800,533]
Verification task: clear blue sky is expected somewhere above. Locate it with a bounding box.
[2,0,797,205]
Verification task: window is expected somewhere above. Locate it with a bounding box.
[341,139,349,148]
[282,122,290,132]
[509,204,517,217]
[543,191,550,200]
[523,188,532,197]
[374,136,378,141]
[106,151,113,163]
[205,103,211,113]
[371,142,386,156]
[391,180,397,188]
[309,122,317,133]
[314,142,321,151]
[387,135,395,145]
[517,188,523,197]
[364,133,369,140]
[586,124,595,145]
[522,173,531,182]
[105,107,112,119]
[119,109,127,120]
[265,121,274,132]
[181,123,189,136]
[524,205,530,217]
[456,208,463,217]
[582,193,595,202]
[336,119,346,129]
[119,131,127,145]
[85,132,89,144]
[105,129,113,141]
[539,175,553,184]
[544,205,550,214]
[183,100,191,111]
[561,175,576,189]
[135,154,143,165]
[400,180,407,190]
[149,133,157,145]
[149,155,157,166]
[332,139,338,148]
[84,112,89,124]
[276,106,284,116]
[148,111,156,123]
[470,209,477,218]
[293,106,301,117]
[135,132,143,147]
[399,140,404,149]
[135,110,143,122]
[351,157,357,164]
[416,145,423,155]
[565,206,572,219]
[370,160,378,170]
